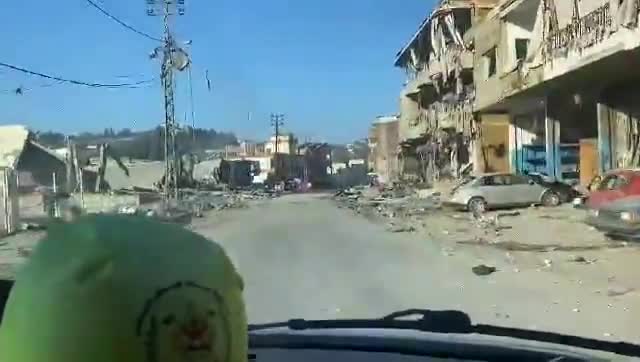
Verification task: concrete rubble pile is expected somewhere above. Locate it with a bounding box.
[113,188,279,223]
[334,184,441,232]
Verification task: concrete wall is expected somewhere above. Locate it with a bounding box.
[509,110,546,173]
[92,160,164,190]
[597,83,640,171]
[478,114,511,173]
[473,0,543,111]
[265,135,297,155]
[473,15,505,111]
[398,90,422,142]
[371,119,399,183]
[194,159,221,180]
[503,4,537,72]
[71,193,140,214]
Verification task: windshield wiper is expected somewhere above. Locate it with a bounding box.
[249,309,640,357]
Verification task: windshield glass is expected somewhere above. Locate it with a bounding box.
[2,0,640,357]
[599,174,628,191]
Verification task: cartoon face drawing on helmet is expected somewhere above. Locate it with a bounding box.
[137,281,232,362]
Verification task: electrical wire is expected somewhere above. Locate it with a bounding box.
[0,80,65,94]
[84,0,162,42]
[0,61,155,89]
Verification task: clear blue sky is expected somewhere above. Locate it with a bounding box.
[0,0,432,143]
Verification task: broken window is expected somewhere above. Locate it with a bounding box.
[484,47,497,78]
[515,38,530,62]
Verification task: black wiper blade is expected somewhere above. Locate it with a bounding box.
[248,309,640,357]
[249,309,471,333]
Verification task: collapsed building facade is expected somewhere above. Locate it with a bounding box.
[470,0,640,184]
[393,0,640,185]
[394,0,497,183]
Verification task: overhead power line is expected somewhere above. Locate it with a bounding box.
[84,0,162,42]
[0,61,155,88]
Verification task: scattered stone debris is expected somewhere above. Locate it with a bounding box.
[387,224,416,233]
[17,247,31,258]
[109,188,278,224]
[18,222,46,232]
[472,264,497,276]
[607,286,635,297]
[497,211,521,218]
[568,255,587,263]
[333,185,440,226]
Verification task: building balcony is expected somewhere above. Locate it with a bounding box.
[545,2,614,60]
[501,63,544,98]
[475,63,545,113]
[404,70,434,98]
[543,2,640,84]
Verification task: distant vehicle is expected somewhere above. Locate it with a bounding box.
[445,173,565,213]
[585,195,640,240]
[574,169,640,209]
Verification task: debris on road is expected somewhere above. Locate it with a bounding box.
[387,224,415,233]
[472,264,496,276]
[607,286,635,297]
[17,247,31,258]
[109,188,278,224]
[568,255,587,263]
[333,185,440,227]
[18,222,46,232]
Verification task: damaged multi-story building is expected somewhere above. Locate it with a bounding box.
[394,0,498,183]
[469,0,640,184]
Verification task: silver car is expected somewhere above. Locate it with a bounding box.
[444,173,562,213]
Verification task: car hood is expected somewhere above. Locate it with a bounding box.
[599,195,640,212]
[249,327,616,360]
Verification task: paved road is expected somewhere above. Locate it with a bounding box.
[190,193,638,343]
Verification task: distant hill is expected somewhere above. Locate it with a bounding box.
[34,127,238,161]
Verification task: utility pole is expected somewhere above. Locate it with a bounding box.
[147,0,186,201]
[270,113,284,154]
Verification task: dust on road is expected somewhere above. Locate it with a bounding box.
[189,193,640,344]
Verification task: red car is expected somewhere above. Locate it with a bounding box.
[583,169,640,209]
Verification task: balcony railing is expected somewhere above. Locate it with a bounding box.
[546,2,613,56]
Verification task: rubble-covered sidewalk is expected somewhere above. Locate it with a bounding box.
[334,185,640,330]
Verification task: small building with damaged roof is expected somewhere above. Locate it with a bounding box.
[394,0,498,183]
[0,125,68,193]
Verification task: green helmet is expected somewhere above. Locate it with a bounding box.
[0,214,247,362]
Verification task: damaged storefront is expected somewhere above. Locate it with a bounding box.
[471,0,639,184]
[541,0,640,183]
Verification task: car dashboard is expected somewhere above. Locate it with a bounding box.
[248,328,614,362]
[249,349,481,361]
